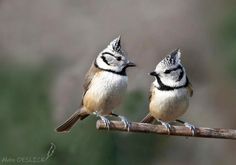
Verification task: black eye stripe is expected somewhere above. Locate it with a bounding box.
[164,65,182,74]
[102,52,122,61]
[102,52,115,57]
[164,69,171,74]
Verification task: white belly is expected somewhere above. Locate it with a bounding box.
[150,87,189,122]
[83,72,128,115]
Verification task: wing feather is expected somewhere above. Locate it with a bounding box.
[141,84,156,123]
[187,82,193,97]
[81,62,101,105]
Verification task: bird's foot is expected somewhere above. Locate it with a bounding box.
[158,119,172,135]
[93,112,110,129]
[99,116,110,129]
[118,115,131,131]
[176,119,196,136]
[184,122,196,136]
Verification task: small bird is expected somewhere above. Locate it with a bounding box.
[141,49,195,135]
[56,36,136,133]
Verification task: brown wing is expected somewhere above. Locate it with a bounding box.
[187,82,193,97]
[141,84,156,123]
[56,62,101,133]
[81,62,101,105]
[149,83,155,102]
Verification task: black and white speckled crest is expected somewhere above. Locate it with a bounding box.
[161,49,181,66]
[112,36,121,52]
[155,48,181,72]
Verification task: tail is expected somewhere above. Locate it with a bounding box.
[141,113,156,123]
[55,108,89,133]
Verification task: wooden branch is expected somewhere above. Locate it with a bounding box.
[96,120,236,140]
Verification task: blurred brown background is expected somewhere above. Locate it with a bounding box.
[1,0,236,164]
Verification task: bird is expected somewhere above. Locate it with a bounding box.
[141,49,196,135]
[56,36,136,133]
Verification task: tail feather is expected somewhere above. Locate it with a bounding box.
[55,109,89,133]
[141,113,156,123]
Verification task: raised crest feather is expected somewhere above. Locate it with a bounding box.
[111,36,121,52]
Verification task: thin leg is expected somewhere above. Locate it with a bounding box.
[93,112,110,129]
[111,112,131,131]
[176,119,196,136]
[157,119,172,135]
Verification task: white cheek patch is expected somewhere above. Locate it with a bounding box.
[96,55,123,73]
[160,72,186,87]
[170,70,180,80]
[96,56,110,70]
[104,55,115,64]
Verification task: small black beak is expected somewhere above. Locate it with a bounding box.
[126,61,136,67]
[149,71,158,76]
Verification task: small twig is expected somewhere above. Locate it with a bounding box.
[96,120,236,140]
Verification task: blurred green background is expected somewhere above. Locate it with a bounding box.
[0,1,236,165]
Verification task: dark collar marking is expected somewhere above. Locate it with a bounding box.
[101,55,110,65]
[94,60,127,76]
[155,74,189,91]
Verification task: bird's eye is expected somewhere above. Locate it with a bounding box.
[164,69,171,74]
[116,56,122,61]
